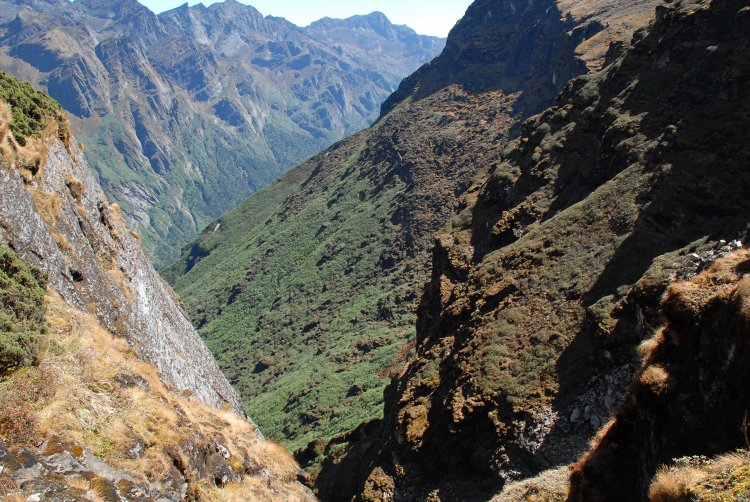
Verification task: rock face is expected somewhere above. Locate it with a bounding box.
[0,74,242,413]
[0,0,445,268]
[570,251,750,501]
[324,0,750,500]
[165,0,660,481]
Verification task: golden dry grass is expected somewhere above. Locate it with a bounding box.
[639,365,670,396]
[0,97,71,177]
[0,290,314,501]
[650,466,707,502]
[649,452,750,502]
[493,466,569,501]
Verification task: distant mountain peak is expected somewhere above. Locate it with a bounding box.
[363,11,390,22]
[206,0,261,15]
[76,0,153,17]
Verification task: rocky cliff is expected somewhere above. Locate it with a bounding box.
[0,68,316,501]
[165,0,661,484]
[0,69,240,413]
[0,0,444,267]
[570,250,750,501]
[0,289,315,500]
[324,0,749,499]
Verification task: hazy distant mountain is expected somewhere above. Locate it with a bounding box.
[307,11,447,84]
[0,0,445,267]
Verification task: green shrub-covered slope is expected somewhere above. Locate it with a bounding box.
[0,246,46,375]
[0,69,68,146]
[165,0,659,457]
[165,130,418,451]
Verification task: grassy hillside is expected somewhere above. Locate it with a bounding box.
[165,130,419,451]
[0,290,314,500]
[322,1,750,499]
[0,69,73,179]
[0,69,68,147]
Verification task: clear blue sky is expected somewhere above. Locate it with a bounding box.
[135,0,472,37]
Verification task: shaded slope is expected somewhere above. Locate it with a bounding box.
[0,0,444,267]
[570,250,750,501]
[166,0,659,467]
[327,0,750,499]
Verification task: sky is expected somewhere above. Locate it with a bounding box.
[135,0,473,37]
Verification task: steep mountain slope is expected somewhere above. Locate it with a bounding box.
[0,0,444,268]
[166,0,660,465]
[0,288,314,501]
[0,69,314,501]
[0,68,240,413]
[570,250,750,501]
[316,0,749,499]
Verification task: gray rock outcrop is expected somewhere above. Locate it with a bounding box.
[0,132,243,414]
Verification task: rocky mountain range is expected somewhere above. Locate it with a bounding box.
[166,0,662,475]
[0,0,444,268]
[2,0,749,500]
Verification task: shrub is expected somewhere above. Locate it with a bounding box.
[0,69,68,146]
[0,398,38,443]
[0,246,46,375]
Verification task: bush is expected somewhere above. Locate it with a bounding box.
[0,398,38,443]
[0,246,46,375]
[0,69,68,146]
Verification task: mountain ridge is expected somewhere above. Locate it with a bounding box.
[320,0,750,499]
[0,0,445,267]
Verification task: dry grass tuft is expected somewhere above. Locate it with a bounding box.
[649,466,706,502]
[639,365,670,396]
[638,328,666,365]
[0,290,314,500]
[649,451,750,501]
[493,466,569,501]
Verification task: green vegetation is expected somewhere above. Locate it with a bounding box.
[690,463,750,501]
[166,141,419,451]
[0,246,47,375]
[0,69,68,146]
[80,113,290,269]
